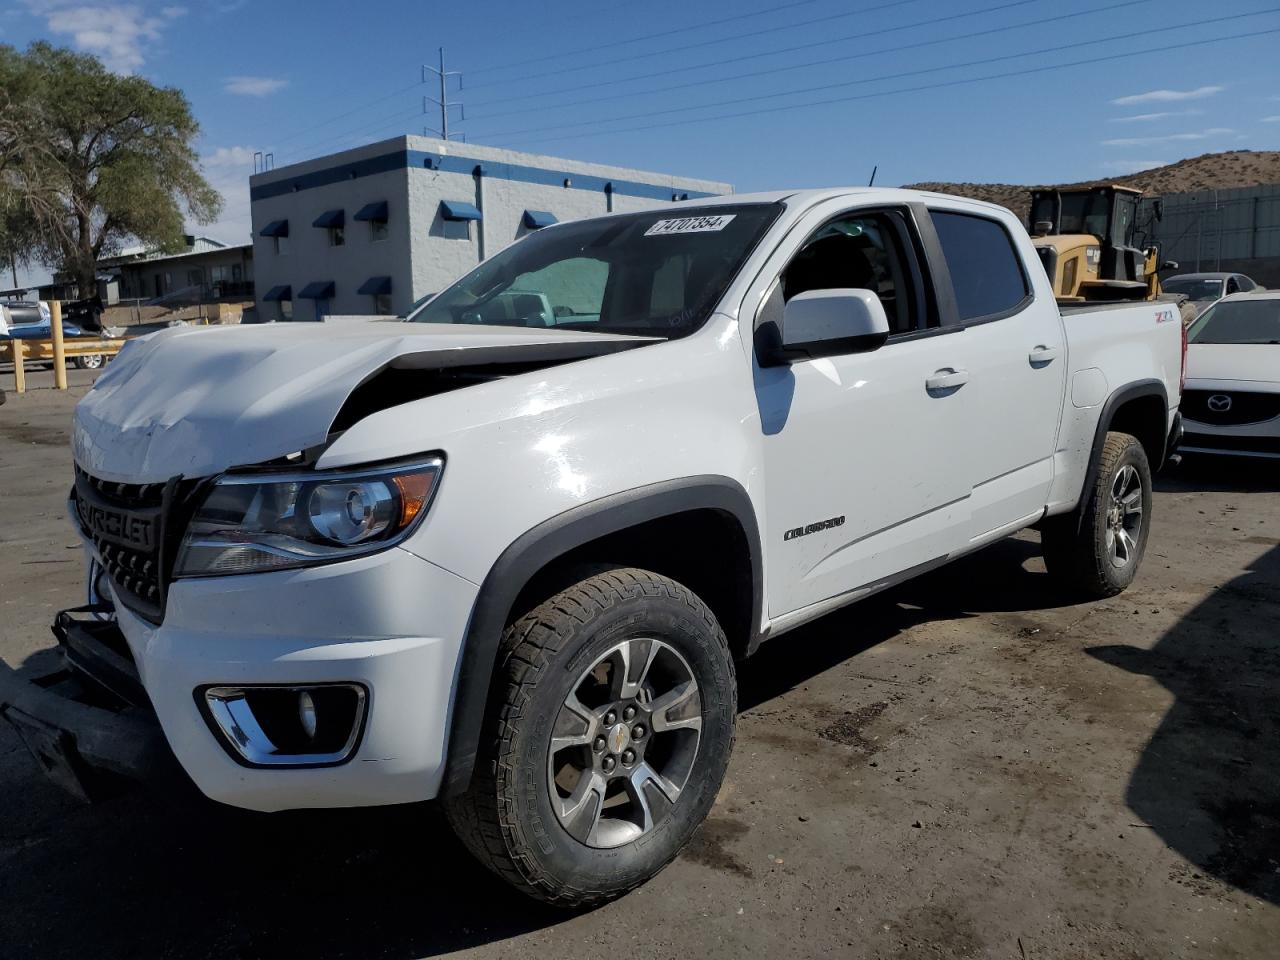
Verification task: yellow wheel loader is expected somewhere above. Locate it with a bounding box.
[1028,185,1177,303]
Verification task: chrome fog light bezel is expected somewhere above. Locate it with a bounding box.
[197,682,369,768]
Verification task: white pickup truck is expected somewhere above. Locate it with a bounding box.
[1,188,1184,905]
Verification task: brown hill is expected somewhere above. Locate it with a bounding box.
[906,150,1280,222]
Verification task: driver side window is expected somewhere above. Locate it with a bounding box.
[781,211,919,335]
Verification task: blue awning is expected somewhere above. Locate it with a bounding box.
[440,200,482,222]
[522,210,557,229]
[312,209,344,228]
[297,281,335,299]
[262,284,291,301]
[353,200,389,222]
[259,220,289,238]
[357,276,392,296]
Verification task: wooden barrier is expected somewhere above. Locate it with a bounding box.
[1,334,124,394]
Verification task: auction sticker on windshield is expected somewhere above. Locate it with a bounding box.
[644,215,736,236]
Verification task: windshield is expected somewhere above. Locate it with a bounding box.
[1188,298,1280,344]
[1164,278,1224,302]
[407,203,781,338]
[1030,191,1111,237]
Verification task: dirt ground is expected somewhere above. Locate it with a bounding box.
[2,369,1278,960]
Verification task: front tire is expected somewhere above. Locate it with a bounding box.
[1042,431,1152,598]
[74,354,104,370]
[445,567,736,906]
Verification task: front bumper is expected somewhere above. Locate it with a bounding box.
[9,545,479,812]
[0,608,173,800]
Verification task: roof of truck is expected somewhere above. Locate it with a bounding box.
[667,187,1013,216]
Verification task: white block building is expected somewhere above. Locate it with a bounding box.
[249,136,732,321]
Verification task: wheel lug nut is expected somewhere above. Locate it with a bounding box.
[602,755,616,773]
[623,705,636,721]
[593,736,606,753]
[604,710,617,726]
[621,749,635,765]
[632,724,646,740]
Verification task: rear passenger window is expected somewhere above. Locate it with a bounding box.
[931,211,1029,322]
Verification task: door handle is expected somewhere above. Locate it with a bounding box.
[1028,345,1060,366]
[925,368,969,392]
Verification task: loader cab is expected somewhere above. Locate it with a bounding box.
[1028,185,1158,302]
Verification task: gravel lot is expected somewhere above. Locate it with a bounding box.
[2,369,1277,959]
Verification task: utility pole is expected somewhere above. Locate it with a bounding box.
[423,48,464,140]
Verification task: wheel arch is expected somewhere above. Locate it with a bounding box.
[1074,379,1168,531]
[441,475,762,796]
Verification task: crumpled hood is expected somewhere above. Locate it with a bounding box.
[74,322,652,482]
[1186,343,1280,385]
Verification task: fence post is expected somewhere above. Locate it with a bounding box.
[50,299,67,389]
[13,338,25,393]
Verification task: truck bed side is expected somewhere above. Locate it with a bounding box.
[1045,300,1183,515]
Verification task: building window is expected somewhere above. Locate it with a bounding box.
[278,300,293,322]
[355,201,390,242]
[374,293,393,315]
[273,235,289,255]
[314,298,329,321]
[328,225,345,247]
[439,200,481,241]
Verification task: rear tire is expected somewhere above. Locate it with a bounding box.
[1042,431,1152,598]
[445,567,736,907]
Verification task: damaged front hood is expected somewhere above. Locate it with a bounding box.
[74,322,654,482]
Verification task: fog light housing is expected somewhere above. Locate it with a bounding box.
[198,683,367,767]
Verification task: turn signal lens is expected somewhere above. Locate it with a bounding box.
[394,471,436,528]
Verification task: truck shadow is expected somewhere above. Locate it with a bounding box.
[0,756,566,959]
[1086,543,1280,905]
[739,534,1079,711]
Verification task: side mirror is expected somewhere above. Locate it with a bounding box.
[762,289,890,365]
[1160,260,1179,271]
[1032,220,1054,236]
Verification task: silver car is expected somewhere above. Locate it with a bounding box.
[1163,272,1260,318]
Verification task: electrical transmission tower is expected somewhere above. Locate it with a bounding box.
[423,48,464,141]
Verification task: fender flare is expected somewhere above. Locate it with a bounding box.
[441,475,763,796]
[1073,378,1168,531]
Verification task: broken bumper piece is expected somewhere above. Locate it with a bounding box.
[0,606,173,800]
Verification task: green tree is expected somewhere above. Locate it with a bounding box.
[2,42,221,295]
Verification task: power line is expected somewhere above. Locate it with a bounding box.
[470,0,1123,121]
[471,9,1278,141]
[468,0,830,74]
[278,106,422,163]
[488,23,1280,150]
[268,80,421,149]
[464,0,930,92]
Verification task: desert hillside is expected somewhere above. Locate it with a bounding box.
[907,150,1280,221]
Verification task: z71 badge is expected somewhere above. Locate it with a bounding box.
[784,516,845,541]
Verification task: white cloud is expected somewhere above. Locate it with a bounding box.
[1263,115,1280,123]
[1111,85,1225,106]
[203,145,258,168]
[1100,160,1170,174]
[1101,128,1234,147]
[197,146,256,245]
[1108,110,1201,123]
[223,75,288,97]
[23,2,187,74]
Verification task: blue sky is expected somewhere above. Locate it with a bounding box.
[4,0,1280,288]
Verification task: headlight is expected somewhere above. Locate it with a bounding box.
[174,457,443,577]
